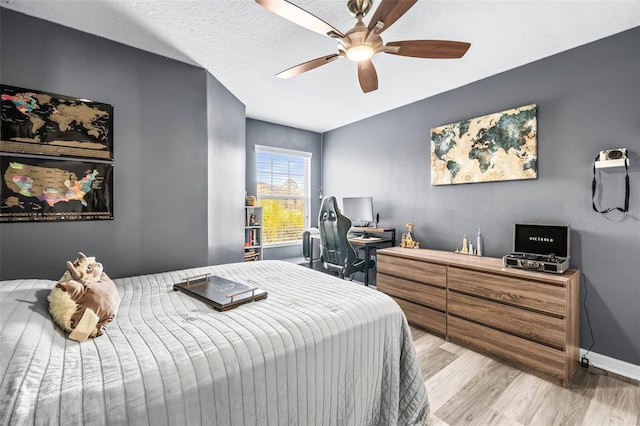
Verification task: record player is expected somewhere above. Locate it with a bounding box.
[503,224,570,274]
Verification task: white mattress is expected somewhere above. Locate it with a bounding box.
[0,260,429,425]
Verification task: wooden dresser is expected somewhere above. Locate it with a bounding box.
[376,247,580,387]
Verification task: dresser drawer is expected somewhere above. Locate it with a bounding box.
[448,316,567,384]
[378,274,446,311]
[448,267,566,316]
[377,254,446,287]
[448,292,565,348]
[392,297,446,335]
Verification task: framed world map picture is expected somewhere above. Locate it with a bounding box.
[1,85,113,160]
[430,104,537,185]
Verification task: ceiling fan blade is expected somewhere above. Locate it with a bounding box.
[385,40,471,58]
[276,54,340,79]
[256,0,344,38]
[367,0,418,34]
[357,59,378,93]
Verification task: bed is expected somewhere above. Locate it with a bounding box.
[0,260,430,425]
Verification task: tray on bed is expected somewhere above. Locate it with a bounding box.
[173,272,267,311]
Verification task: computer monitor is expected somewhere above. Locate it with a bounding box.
[342,196,374,227]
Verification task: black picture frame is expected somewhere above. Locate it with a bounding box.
[1,84,113,160]
[1,155,113,222]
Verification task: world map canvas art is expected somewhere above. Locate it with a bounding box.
[430,104,537,185]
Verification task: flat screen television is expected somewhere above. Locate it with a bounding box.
[342,196,374,227]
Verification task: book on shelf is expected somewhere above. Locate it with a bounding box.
[244,250,259,261]
[173,273,267,311]
[244,229,260,247]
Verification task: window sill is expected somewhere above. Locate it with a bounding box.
[264,241,302,249]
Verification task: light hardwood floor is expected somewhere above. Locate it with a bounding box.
[410,327,640,426]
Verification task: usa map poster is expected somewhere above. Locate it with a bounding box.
[1,156,113,222]
[1,85,113,160]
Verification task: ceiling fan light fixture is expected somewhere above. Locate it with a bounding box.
[256,0,470,93]
[346,44,374,62]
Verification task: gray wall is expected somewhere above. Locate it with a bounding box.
[207,74,246,265]
[323,27,640,365]
[0,9,245,279]
[245,119,322,260]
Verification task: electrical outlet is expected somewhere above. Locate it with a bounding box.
[581,356,590,368]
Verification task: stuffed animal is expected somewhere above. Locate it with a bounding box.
[48,252,119,341]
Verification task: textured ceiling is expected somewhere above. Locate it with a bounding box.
[2,0,639,132]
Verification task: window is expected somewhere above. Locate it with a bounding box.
[255,145,311,246]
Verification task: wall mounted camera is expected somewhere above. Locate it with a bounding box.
[592,147,630,213]
[599,148,627,161]
[595,147,629,169]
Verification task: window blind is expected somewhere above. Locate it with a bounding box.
[255,145,311,245]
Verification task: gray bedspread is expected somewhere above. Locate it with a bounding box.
[1,260,429,425]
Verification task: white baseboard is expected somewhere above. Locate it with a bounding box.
[579,348,640,381]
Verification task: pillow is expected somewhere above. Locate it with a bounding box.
[48,252,119,341]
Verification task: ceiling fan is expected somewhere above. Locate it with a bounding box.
[255,0,471,93]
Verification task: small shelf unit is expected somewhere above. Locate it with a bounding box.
[595,157,629,171]
[244,206,263,261]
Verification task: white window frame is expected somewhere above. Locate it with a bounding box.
[255,145,312,247]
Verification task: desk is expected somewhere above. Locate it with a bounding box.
[350,227,396,245]
[309,227,396,286]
